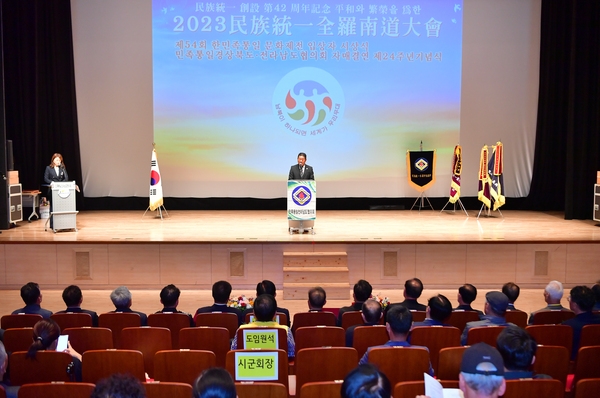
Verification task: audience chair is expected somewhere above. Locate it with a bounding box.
[226,349,289,390]
[244,311,288,326]
[235,326,288,352]
[368,346,430,388]
[579,324,600,348]
[18,382,96,398]
[437,346,468,380]
[410,311,426,322]
[147,313,191,349]
[393,380,459,398]
[534,345,569,386]
[573,346,600,387]
[574,378,600,398]
[447,311,480,332]
[0,385,5,398]
[153,349,216,384]
[82,349,145,383]
[179,326,230,367]
[98,312,141,348]
[295,347,358,398]
[504,310,528,328]
[235,382,288,398]
[143,382,193,398]
[3,328,33,353]
[120,326,172,379]
[63,327,113,353]
[502,379,564,398]
[525,324,573,354]
[194,312,239,339]
[340,311,364,330]
[50,313,93,330]
[352,325,389,359]
[531,310,575,325]
[300,380,343,398]
[1,314,42,329]
[466,326,506,346]
[294,326,345,352]
[291,311,337,335]
[410,326,461,374]
[9,351,74,385]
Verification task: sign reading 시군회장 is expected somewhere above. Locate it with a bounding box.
[234,351,279,381]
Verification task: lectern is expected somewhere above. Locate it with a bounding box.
[45,181,78,232]
[288,180,316,234]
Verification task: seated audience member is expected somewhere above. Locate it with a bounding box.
[455,283,484,316]
[563,285,600,359]
[458,343,506,398]
[244,280,291,326]
[55,284,99,326]
[341,363,391,398]
[230,294,295,357]
[338,279,373,326]
[90,374,146,398]
[0,341,19,398]
[156,284,194,326]
[502,282,521,311]
[412,294,453,327]
[195,280,243,326]
[496,325,551,380]
[193,367,237,398]
[28,318,82,381]
[385,278,427,321]
[461,291,513,345]
[308,286,327,311]
[359,305,433,376]
[528,280,572,324]
[109,286,147,326]
[592,280,600,311]
[11,282,52,318]
[346,299,383,347]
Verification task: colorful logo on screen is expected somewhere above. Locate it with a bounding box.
[415,158,429,172]
[292,185,312,206]
[151,170,160,185]
[273,67,344,137]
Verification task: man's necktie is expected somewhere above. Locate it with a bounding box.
[300,166,304,178]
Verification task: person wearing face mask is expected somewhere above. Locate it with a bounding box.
[288,152,314,180]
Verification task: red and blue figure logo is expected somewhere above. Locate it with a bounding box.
[292,185,312,206]
[273,67,344,137]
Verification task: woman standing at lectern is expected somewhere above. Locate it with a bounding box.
[43,153,69,201]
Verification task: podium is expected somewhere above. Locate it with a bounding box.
[45,181,78,232]
[287,180,316,234]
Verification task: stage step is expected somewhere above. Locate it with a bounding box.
[282,252,349,300]
[283,283,350,301]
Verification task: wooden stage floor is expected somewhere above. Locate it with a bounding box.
[1,209,599,243]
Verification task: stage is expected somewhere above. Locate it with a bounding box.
[0,210,598,293]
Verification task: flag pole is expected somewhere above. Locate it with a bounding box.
[143,144,169,220]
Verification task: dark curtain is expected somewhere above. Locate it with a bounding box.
[526,0,600,219]
[1,0,82,211]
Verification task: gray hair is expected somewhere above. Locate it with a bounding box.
[460,372,504,396]
[110,286,132,307]
[545,280,563,301]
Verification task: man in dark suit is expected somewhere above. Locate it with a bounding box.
[109,286,147,326]
[288,152,314,180]
[502,282,521,311]
[385,278,427,321]
[412,294,453,327]
[55,284,99,326]
[338,279,373,326]
[345,299,382,347]
[454,283,484,316]
[156,284,194,326]
[245,280,291,326]
[195,280,243,326]
[563,285,600,359]
[308,286,327,311]
[11,282,52,318]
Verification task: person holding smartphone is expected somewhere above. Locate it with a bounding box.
[27,319,82,381]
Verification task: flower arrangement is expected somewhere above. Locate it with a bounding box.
[371,293,390,309]
[228,295,254,310]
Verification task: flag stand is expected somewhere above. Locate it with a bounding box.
[477,204,503,219]
[410,192,434,211]
[441,198,469,217]
[142,205,169,220]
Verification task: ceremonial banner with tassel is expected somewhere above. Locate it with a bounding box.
[489,142,505,210]
[478,145,491,209]
[449,145,462,204]
[406,150,437,192]
[149,148,163,211]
